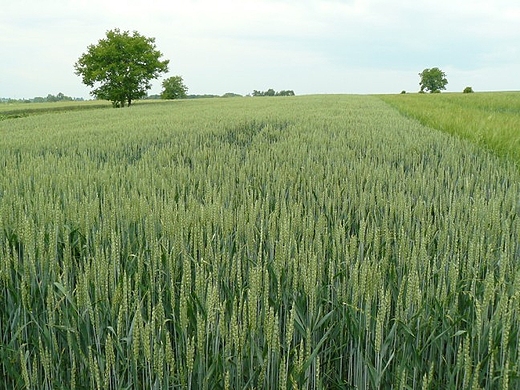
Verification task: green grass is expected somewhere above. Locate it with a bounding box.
[379,91,520,166]
[1,95,519,389]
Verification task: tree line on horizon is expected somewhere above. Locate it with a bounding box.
[1,93,84,104]
[252,89,295,97]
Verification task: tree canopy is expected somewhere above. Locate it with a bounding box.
[161,76,188,99]
[74,29,169,107]
[419,68,448,93]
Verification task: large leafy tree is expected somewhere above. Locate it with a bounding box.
[161,76,188,99]
[74,29,169,107]
[419,67,448,93]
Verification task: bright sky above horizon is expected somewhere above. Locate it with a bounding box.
[1,0,519,99]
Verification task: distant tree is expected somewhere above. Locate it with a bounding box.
[46,94,57,102]
[221,92,242,98]
[161,76,188,99]
[74,29,169,108]
[400,90,406,94]
[419,67,448,93]
[56,92,72,101]
[252,89,295,97]
[45,92,73,102]
[463,86,474,93]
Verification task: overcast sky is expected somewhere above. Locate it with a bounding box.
[1,0,519,98]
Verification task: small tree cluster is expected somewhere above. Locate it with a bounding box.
[252,89,295,97]
[161,76,188,99]
[44,93,75,102]
[463,87,474,93]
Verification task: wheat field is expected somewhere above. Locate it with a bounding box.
[1,95,519,389]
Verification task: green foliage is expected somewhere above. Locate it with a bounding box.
[419,67,448,93]
[74,28,169,108]
[221,92,242,98]
[252,89,295,97]
[265,88,276,96]
[161,75,188,100]
[1,94,83,104]
[463,86,474,93]
[1,96,519,388]
[45,92,73,102]
[278,90,295,96]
